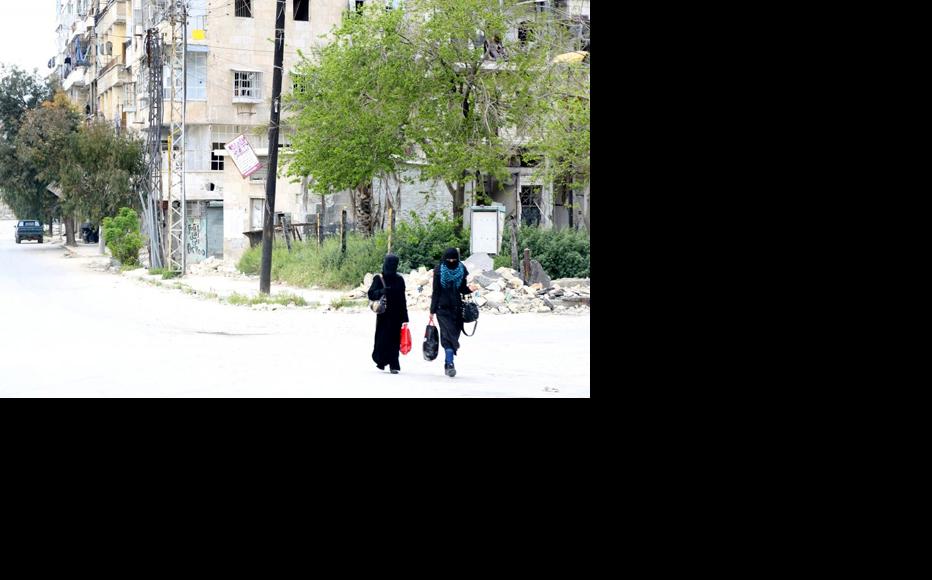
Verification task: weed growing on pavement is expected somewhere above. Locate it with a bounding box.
[149,267,180,279]
[330,297,367,310]
[227,292,309,307]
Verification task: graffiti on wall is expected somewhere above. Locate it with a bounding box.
[187,216,207,261]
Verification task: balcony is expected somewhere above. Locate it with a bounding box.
[97,1,127,35]
[63,67,88,91]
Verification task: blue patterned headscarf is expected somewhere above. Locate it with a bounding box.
[440,248,464,288]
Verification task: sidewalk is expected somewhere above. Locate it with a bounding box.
[58,240,347,308]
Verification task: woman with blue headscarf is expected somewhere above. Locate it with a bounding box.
[430,248,478,377]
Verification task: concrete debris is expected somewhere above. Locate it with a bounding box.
[354,264,590,315]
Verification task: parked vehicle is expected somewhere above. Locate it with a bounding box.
[81,222,99,244]
[14,220,43,244]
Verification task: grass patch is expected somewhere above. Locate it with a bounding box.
[149,267,180,279]
[330,298,368,310]
[227,292,309,307]
[121,264,143,272]
[237,235,386,290]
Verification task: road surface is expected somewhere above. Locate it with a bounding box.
[0,220,590,397]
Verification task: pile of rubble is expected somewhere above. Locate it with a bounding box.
[188,256,249,278]
[347,266,590,315]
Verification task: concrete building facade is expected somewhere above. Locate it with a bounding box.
[52,0,589,265]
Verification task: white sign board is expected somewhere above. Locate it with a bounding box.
[225,135,262,178]
[470,210,501,255]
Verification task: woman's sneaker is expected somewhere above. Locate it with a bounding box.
[445,363,456,377]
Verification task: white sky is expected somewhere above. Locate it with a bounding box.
[0,2,58,75]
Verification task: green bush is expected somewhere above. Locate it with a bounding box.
[393,212,470,271]
[102,207,144,266]
[499,225,590,279]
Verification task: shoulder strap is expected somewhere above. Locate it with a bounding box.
[462,320,478,337]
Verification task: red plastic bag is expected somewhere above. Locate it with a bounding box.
[400,323,412,355]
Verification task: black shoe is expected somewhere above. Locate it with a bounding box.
[390,369,399,374]
[377,365,385,371]
[445,363,456,378]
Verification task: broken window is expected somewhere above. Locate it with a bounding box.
[520,186,542,227]
[234,71,261,100]
[211,143,225,171]
[294,0,309,21]
[236,0,252,18]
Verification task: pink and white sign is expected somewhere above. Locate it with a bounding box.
[225,135,262,178]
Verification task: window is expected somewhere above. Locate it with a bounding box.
[355,0,365,13]
[234,71,261,100]
[188,53,207,100]
[520,186,542,227]
[294,0,308,21]
[235,0,252,18]
[211,143,225,171]
[250,157,269,182]
[123,83,136,111]
[250,199,264,230]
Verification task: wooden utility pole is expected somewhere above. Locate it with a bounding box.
[387,207,394,254]
[341,209,348,258]
[260,0,287,294]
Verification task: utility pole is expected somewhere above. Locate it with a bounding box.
[260,0,287,294]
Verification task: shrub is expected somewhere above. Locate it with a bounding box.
[499,225,590,279]
[102,207,144,266]
[393,212,470,271]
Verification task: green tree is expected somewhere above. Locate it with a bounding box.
[12,92,82,232]
[285,4,421,236]
[59,121,145,224]
[286,0,557,231]
[406,0,554,223]
[0,66,55,222]
[527,52,590,232]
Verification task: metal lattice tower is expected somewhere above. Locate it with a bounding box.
[143,27,165,269]
[165,1,188,274]
[140,0,187,274]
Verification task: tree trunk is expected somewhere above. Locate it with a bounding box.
[354,183,374,236]
[65,216,76,246]
[445,180,467,228]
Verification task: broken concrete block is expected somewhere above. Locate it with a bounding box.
[526,259,552,289]
[465,252,494,273]
[484,291,506,305]
[552,278,589,288]
[475,272,502,288]
[562,296,590,307]
[474,295,488,307]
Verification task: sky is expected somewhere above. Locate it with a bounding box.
[0,2,58,75]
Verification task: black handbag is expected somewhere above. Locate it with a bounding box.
[370,275,387,314]
[462,296,479,336]
[423,319,440,361]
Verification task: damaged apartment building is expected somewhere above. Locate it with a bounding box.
[52,0,589,265]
